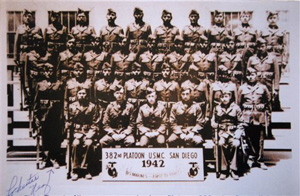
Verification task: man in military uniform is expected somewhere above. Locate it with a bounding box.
[136,88,167,147]
[247,38,279,139]
[14,9,43,109]
[124,62,150,119]
[100,9,124,54]
[207,10,230,54]
[71,8,97,53]
[182,10,207,52]
[100,85,136,147]
[33,62,64,169]
[218,36,243,86]
[66,87,100,180]
[44,11,67,53]
[211,89,245,180]
[165,36,186,72]
[238,67,271,170]
[154,10,180,52]
[260,11,287,111]
[57,35,82,82]
[126,7,152,55]
[167,87,205,147]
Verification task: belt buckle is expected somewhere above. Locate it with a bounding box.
[75,124,81,129]
[183,123,188,129]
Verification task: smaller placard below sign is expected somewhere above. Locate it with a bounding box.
[102,148,204,182]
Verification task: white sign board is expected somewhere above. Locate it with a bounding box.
[102,148,204,182]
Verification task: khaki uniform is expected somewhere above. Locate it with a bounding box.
[191,51,217,82]
[182,25,206,44]
[44,24,68,52]
[71,25,96,52]
[154,25,180,46]
[100,101,136,147]
[83,50,109,80]
[126,22,152,52]
[207,25,229,54]
[136,102,167,147]
[218,51,243,84]
[99,25,124,53]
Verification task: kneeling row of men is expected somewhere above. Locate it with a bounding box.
[34,66,269,181]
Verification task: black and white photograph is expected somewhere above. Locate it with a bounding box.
[0,0,299,195]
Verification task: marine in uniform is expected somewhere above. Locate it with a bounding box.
[100,85,136,147]
[71,8,97,53]
[165,36,186,72]
[238,67,271,170]
[136,88,167,147]
[154,10,180,51]
[167,87,205,147]
[66,88,100,181]
[44,11,67,53]
[218,36,243,86]
[182,10,207,52]
[207,10,230,54]
[99,9,124,54]
[247,38,279,138]
[211,89,245,180]
[33,63,64,169]
[14,9,43,109]
[233,11,257,72]
[126,7,152,54]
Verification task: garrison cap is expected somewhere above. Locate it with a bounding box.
[107,8,116,15]
[50,11,60,17]
[256,37,267,46]
[102,62,112,69]
[23,9,33,16]
[189,9,199,17]
[146,87,156,95]
[214,10,223,17]
[162,9,172,16]
[132,62,142,70]
[114,84,125,93]
[161,63,171,70]
[267,11,279,19]
[77,8,89,16]
[134,7,143,14]
[246,67,258,75]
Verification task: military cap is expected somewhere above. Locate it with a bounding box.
[246,67,257,75]
[146,87,156,95]
[174,35,184,44]
[240,11,251,17]
[74,62,85,69]
[218,65,231,77]
[267,11,279,19]
[181,85,192,93]
[188,64,199,73]
[44,62,54,70]
[102,62,112,69]
[256,38,267,46]
[189,9,199,17]
[78,8,89,16]
[162,9,172,16]
[107,8,116,15]
[114,84,125,93]
[67,34,75,42]
[132,62,142,70]
[221,89,232,96]
[214,10,223,17]
[50,11,60,17]
[134,7,143,14]
[224,36,235,43]
[23,9,33,16]
[161,63,171,70]
[77,86,87,93]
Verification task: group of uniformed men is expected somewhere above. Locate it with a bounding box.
[13,7,288,181]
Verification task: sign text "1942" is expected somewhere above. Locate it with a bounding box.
[142,160,165,168]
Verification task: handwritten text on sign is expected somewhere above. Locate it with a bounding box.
[102,148,204,181]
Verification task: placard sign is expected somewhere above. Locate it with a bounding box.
[102,148,204,182]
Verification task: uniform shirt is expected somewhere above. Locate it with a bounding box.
[166,51,185,71]
[111,51,137,72]
[170,101,204,134]
[182,25,206,43]
[238,82,271,125]
[211,102,244,138]
[154,25,180,43]
[14,24,43,62]
[126,22,152,41]
[192,51,217,72]
[233,25,257,46]
[136,102,167,134]
[83,50,109,70]
[260,25,285,51]
[181,79,208,103]
[94,78,115,104]
[153,79,180,102]
[71,25,96,44]
[102,101,135,135]
[65,78,92,104]
[139,51,165,72]
[207,25,229,44]
[57,50,83,70]
[218,51,243,72]
[99,25,124,43]
[26,50,41,79]
[124,78,150,99]
[44,24,67,44]
[247,53,280,90]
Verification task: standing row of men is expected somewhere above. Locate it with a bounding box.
[12,8,287,181]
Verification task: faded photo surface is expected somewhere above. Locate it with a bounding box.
[0,0,299,195]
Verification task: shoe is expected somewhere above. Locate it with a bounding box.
[71,173,78,181]
[267,134,275,140]
[231,171,239,180]
[219,173,227,180]
[52,160,60,169]
[85,173,92,180]
[259,163,268,170]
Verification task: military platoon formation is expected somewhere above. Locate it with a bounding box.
[13,8,288,181]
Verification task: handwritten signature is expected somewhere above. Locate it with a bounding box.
[7,169,54,196]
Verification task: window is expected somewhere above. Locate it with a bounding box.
[7,11,35,58]
[48,11,77,32]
